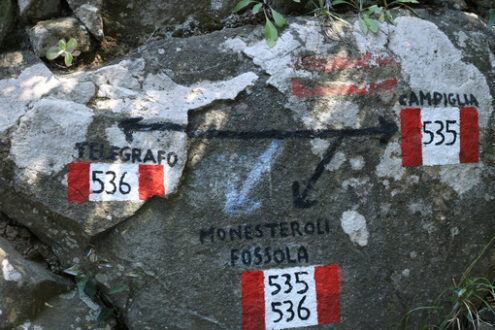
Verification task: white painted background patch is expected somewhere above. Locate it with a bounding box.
[264,266,318,329]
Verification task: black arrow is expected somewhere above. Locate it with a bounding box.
[119,116,398,209]
[292,136,343,208]
[119,116,397,143]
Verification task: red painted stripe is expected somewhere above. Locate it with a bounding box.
[138,165,165,200]
[460,107,479,163]
[400,108,423,167]
[292,78,397,98]
[67,162,90,203]
[241,271,265,330]
[314,265,342,324]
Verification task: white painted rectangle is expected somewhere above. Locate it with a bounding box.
[89,163,140,201]
[263,266,318,329]
[421,107,460,166]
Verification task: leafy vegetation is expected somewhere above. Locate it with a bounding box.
[63,246,135,326]
[233,0,419,46]
[398,235,495,329]
[46,38,81,67]
[234,0,300,47]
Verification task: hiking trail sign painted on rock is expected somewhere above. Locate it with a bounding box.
[400,107,479,167]
[241,265,342,330]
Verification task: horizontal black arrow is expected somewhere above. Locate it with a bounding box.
[119,116,398,209]
[119,116,397,143]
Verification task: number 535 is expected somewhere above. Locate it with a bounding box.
[423,120,457,146]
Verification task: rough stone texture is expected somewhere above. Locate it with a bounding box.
[17,0,61,22]
[68,0,104,40]
[28,17,93,58]
[0,8,495,330]
[0,237,71,328]
[0,0,15,49]
[15,289,113,329]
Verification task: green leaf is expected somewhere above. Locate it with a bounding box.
[359,17,368,34]
[66,38,77,53]
[364,15,379,33]
[358,16,368,34]
[96,306,113,326]
[367,5,382,12]
[394,0,419,3]
[271,8,286,28]
[265,17,278,48]
[252,3,262,14]
[84,280,97,298]
[293,0,301,2]
[58,39,66,51]
[72,50,81,57]
[46,46,63,60]
[386,10,396,25]
[234,0,253,12]
[379,11,385,22]
[63,265,80,276]
[109,285,130,294]
[64,52,73,67]
[489,9,495,28]
[76,274,89,297]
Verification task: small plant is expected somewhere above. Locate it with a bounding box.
[234,0,301,47]
[331,0,419,34]
[64,246,130,326]
[46,38,81,67]
[398,235,495,329]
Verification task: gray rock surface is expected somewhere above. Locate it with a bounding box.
[17,0,61,22]
[0,237,71,328]
[0,0,15,48]
[15,289,114,329]
[28,17,93,58]
[0,8,494,330]
[68,0,104,40]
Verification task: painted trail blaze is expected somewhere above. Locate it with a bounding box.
[241,265,341,330]
[400,107,479,167]
[67,163,165,203]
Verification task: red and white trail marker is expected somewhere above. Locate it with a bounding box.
[241,265,341,330]
[400,107,479,167]
[67,162,165,203]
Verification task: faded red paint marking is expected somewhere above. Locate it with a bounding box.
[292,78,397,98]
[400,108,423,167]
[138,164,165,200]
[314,265,342,325]
[460,107,479,163]
[68,162,90,203]
[241,271,266,330]
[292,52,400,73]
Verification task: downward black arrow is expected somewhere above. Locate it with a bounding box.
[292,136,344,208]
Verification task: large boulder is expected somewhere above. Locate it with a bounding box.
[0,8,494,330]
[0,237,71,328]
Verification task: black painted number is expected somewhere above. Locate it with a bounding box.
[423,120,457,146]
[295,271,308,294]
[271,302,283,323]
[269,275,281,296]
[91,171,131,195]
[297,295,310,320]
[271,296,310,323]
